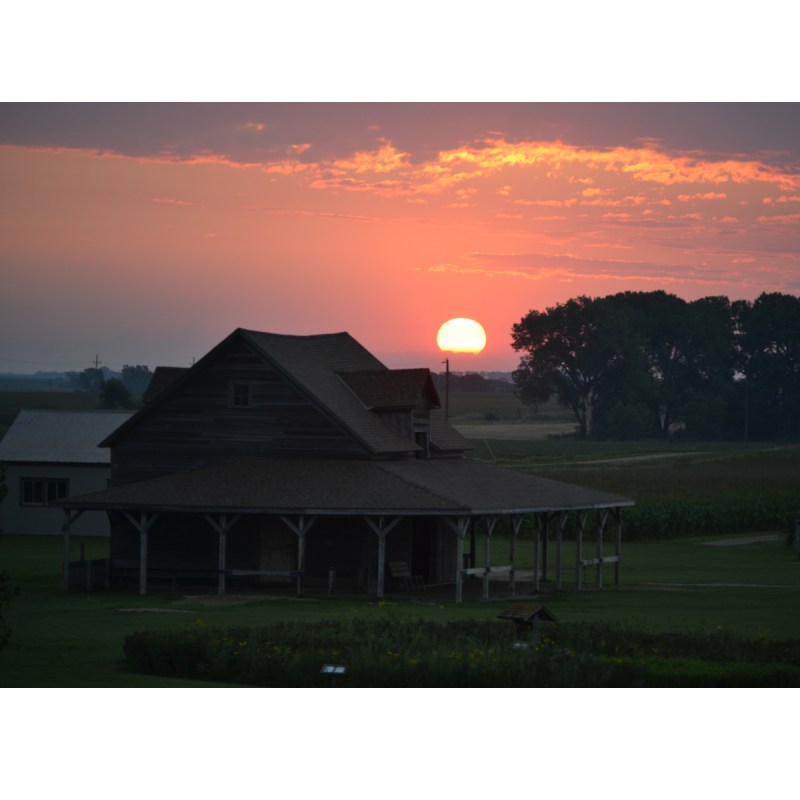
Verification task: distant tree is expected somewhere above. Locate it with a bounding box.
[606,291,737,437]
[738,292,800,439]
[68,367,104,392]
[511,295,637,437]
[99,378,134,409]
[512,291,751,439]
[121,365,152,395]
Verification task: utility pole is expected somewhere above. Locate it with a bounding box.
[442,358,450,420]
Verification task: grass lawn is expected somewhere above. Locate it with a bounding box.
[2,529,799,687]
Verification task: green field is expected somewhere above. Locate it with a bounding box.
[1,526,798,686]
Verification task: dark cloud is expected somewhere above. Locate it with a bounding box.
[2,103,799,166]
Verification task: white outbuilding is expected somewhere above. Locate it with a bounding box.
[0,410,132,536]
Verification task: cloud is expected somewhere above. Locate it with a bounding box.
[677,192,727,202]
[426,250,731,288]
[757,212,800,224]
[151,197,198,206]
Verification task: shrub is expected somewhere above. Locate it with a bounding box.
[123,619,800,687]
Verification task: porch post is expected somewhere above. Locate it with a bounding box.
[533,513,542,592]
[510,515,524,595]
[482,517,498,600]
[445,517,470,603]
[541,511,549,581]
[540,512,550,583]
[139,518,148,596]
[576,510,588,591]
[62,510,72,592]
[364,516,401,598]
[556,511,568,590]
[123,511,160,596]
[281,515,318,596]
[204,513,242,595]
[614,508,623,586]
[219,517,227,595]
[61,509,87,592]
[596,509,609,588]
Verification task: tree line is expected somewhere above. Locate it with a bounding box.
[65,364,152,409]
[511,291,800,440]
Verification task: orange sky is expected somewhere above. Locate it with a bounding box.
[1,103,799,374]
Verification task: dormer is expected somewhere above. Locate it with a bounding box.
[337,368,441,451]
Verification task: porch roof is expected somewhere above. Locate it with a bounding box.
[55,457,634,517]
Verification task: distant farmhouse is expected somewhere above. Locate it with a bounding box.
[57,329,633,600]
[0,410,133,536]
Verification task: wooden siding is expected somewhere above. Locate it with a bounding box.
[111,337,367,485]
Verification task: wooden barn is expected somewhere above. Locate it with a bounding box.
[56,328,633,600]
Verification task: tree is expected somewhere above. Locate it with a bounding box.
[512,291,745,439]
[607,291,737,437]
[121,365,152,395]
[66,367,104,392]
[99,378,134,409]
[738,292,800,439]
[511,296,636,437]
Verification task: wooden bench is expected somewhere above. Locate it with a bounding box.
[389,561,424,592]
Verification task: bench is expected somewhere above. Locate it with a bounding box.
[389,561,424,592]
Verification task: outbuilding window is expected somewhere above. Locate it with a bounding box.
[20,478,69,506]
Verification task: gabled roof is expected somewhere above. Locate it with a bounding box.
[0,410,133,465]
[56,457,634,516]
[338,368,440,411]
[142,366,186,403]
[103,328,467,457]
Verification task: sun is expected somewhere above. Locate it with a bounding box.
[436,318,487,353]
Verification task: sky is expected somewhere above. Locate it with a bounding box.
[2,102,799,375]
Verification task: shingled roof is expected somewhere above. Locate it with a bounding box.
[141,366,186,404]
[338,368,439,411]
[57,457,634,516]
[104,329,469,456]
[0,410,133,465]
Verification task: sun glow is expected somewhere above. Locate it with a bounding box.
[436,318,487,353]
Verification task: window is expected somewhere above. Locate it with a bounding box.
[230,382,252,407]
[20,478,69,506]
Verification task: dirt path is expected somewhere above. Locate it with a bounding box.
[699,534,782,546]
[454,422,577,441]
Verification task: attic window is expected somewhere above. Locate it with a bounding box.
[230,382,252,408]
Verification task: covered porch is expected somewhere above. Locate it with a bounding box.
[57,457,633,602]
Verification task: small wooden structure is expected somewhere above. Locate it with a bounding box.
[498,603,558,640]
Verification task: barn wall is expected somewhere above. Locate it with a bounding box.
[1,463,111,536]
[111,336,367,485]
